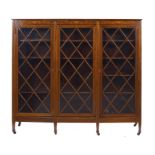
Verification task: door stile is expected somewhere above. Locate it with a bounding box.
[95,21,102,134]
[135,21,142,134]
[12,20,18,131]
[53,21,60,121]
[50,23,54,115]
[98,22,103,118]
[93,25,97,116]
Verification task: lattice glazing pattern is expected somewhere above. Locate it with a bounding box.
[60,28,93,113]
[102,28,136,114]
[18,28,51,113]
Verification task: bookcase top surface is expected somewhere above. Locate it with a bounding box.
[12,19,142,21]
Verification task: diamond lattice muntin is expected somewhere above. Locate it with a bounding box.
[60,28,93,113]
[18,28,51,113]
[102,28,136,114]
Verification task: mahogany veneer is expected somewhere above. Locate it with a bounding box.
[12,19,141,135]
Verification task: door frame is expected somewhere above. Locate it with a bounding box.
[98,20,141,122]
[12,20,55,118]
[55,20,97,117]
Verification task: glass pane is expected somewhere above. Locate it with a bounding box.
[102,28,136,114]
[60,28,93,113]
[18,28,51,113]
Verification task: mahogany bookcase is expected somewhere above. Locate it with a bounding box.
[12,19,141,135]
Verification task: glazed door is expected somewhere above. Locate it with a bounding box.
[17,25,53,116]
[101,24,137,116]
[58,24,96,115]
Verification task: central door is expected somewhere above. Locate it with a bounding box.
[58,24,96,115]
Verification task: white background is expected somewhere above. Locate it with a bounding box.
[0,0,154,154]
